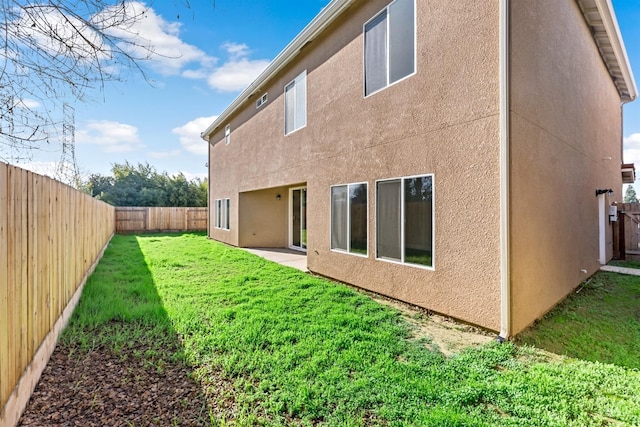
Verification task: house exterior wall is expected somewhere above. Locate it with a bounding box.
[508,0,624,334]
[238,187,290,248]
[208,0,503,330]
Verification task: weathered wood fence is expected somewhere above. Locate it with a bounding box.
[115,207,207,232]
[0,163,115,426]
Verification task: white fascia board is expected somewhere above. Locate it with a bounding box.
[595,0,638,103]
[201,0,356,142]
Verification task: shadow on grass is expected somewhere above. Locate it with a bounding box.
[516,271,640,369]
[21,233,213,426]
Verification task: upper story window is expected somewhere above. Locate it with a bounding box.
[285,70,307,135]
[224,124,231,145]
[364,0,416,96]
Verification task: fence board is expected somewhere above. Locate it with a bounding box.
[0,163,9,410]
[7,166,17,404]
[0,163,115,426]
[115,207,207,232]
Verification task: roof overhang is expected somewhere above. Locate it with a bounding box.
[576,0,638,103]
[622,163,636,184]
[201,0,356,142]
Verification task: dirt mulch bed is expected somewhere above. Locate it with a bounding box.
[18,343,216,427]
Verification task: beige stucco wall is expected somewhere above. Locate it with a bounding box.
[238,187,290,248]
[208,0,503,331]
[509,0,624,334]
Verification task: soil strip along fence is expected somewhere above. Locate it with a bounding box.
[0,163,115,426]
[115,206,207,232]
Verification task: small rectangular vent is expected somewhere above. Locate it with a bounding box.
[256,93,268,109]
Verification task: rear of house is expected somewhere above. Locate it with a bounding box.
[203,0,636,336]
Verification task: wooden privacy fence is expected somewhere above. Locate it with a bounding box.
[0,163,115,426]
[613,202,640,260]
[115,206,207,232]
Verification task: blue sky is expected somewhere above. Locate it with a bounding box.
[18,0,330,180]
[613,0,640,188]
[15,0,640,186]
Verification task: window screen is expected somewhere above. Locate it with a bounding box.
[376,175,433,267]
[331,183,368,255]
[364,0,415,96]
[285,71,307,134]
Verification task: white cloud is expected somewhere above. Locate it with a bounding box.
[206,43,270,92]
[179,171,207,181]
[149,149,181,159]
[172,115,218,156]
[15,161,60,179]
[12,6,107,62]
[77,120,144,153]
[624,133,640,185]
[624,133,640,163]
[16,99,41,109]
[98,2,215,76]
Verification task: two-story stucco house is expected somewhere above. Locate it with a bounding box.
[201,0,637,338]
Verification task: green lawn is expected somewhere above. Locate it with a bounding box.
[516,270,640,369]
[63,233,640,426]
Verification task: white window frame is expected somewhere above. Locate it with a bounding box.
[330,182,369,257]
[214,198,230,230]
[284,70,307,135]
[224,125,231,145]
[375,174,434,270]
[363,0,417,97]
[256,93,268,109]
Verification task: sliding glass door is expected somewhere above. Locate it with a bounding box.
[290,187,307,251]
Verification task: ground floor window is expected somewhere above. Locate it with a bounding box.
[331,182,368,255]
[376,175,433,267]
[214,198,230,230]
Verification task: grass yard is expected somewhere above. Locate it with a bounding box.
[61,233,640,426]
[516,270,640,369]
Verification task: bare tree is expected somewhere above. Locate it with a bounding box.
[0,1,161,161]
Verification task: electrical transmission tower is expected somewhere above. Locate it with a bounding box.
[55,103,80,187]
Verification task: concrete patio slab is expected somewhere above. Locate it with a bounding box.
[243,247,308,272]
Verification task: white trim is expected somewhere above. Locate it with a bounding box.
[577,0,638,103]
[201,0,357,141]
[596,0,638,102]
[598,194,607,265]
[374,174,435,270]
[224,124,231,145]
[207,143,212,238]
[362,0,417,98]
[499,0,511,340]
[329,182,369,257]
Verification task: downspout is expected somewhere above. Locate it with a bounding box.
[207,139,212,239]
[498,0,511,341]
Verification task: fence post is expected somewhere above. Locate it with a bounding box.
[619,211,626,261]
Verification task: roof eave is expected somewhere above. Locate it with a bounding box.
[200,0,356,142]
[579,0,638,103]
